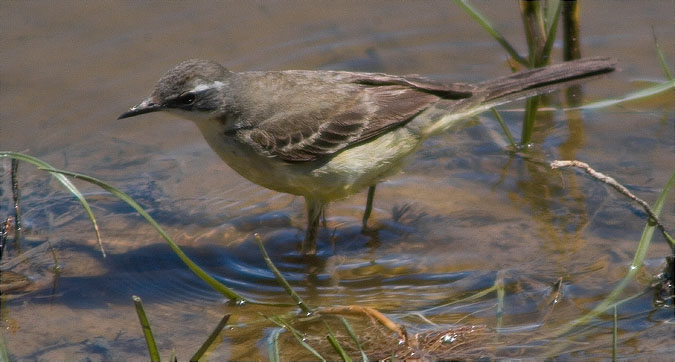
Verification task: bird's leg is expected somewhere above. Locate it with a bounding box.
[302,197,324,255]
[361,185,376,232]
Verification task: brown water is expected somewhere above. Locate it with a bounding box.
[1,1,674,360]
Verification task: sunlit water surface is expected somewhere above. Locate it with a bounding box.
[1,1,673,360]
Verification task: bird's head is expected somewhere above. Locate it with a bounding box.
[119,59,233,122]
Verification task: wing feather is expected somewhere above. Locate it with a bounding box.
[237,72,472,162]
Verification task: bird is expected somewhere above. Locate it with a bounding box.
[119,57,615,255]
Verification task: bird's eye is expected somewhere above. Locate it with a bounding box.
[178,93,196,105]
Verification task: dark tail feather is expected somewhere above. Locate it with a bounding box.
[480,57,617,102]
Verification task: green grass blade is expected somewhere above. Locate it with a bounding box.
[39,167,246,302]
[490,108,517,149]
[326,335,350,362]
[133,295,161,362]
[190,314,231,362]
[266,315,326,362]
[544,0,560,30]
[0,151,104,257]
[455,0,528,66]
[520,95,540,146]
[555,169,675,336]
[652,27,673,81]
[267,327,283,362]
[0,330,9,362]
[574,79,675,110]
[520,0,546,67]
[538,0,562,67]
[340,317,368,362]
[323,320,351,362]
[255,234,313,314]
[562,0,581,60]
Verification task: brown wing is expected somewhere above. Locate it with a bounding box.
[240,85,441,162]
[235,71,475,162]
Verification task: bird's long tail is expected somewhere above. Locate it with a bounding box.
[417,56,616,136]
[479,56,616,103]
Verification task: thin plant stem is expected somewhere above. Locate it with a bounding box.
[520,96,540,147]
[652,27,673,81]
[190,314,231,362]
[265,315,326,361]
[490,108,517,149]
[548,169,674,347]
[43,167,246,302]
[340,317,369,362]
[455,0,528,66]
[267,328,283,362]
[255,234,313,314]
[0,152,104,256]
[520,0,547,66]
[323,320,351,362]
[540,0,562,67]
[573,79,675,110]
[133,295,161,362]
[11,160,22,245]
[562,0,581,60]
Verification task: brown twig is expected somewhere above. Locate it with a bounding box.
[317,305,408,343]
[550,160,673,244]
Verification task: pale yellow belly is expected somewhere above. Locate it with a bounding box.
[195,121,422,202]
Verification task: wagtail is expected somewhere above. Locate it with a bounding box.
[119,57,615,255]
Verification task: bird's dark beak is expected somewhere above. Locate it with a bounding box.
[118,97,163,119]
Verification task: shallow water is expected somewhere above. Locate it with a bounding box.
[1,1,674,360]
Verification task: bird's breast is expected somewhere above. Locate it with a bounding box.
[193,120,421,202]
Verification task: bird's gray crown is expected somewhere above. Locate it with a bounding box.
[152,59,230,101]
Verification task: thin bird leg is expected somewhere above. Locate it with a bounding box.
[302,197,324,255]
[362,185,376,232]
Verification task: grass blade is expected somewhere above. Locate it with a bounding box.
[0,330,9,362]
[455,0,528,66]
[520,0,546,67]
[190,314,231,362]
[652,27,673,81]
[490,108,517,149]
[553,169,675,337]
[539,0,562,67]
[574,79,675,110]
[133,295,161,362]
[520,95,540,146]
[326,335,350,362]
[323,320,351,362]
[267,327,283,362]
[340,317,368,362]
[562,0,581,60]
[266,315,326,362]
[37,167,246,302]
[255,234,313,314]
[11,160,22,244]
[1,151,104,257]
